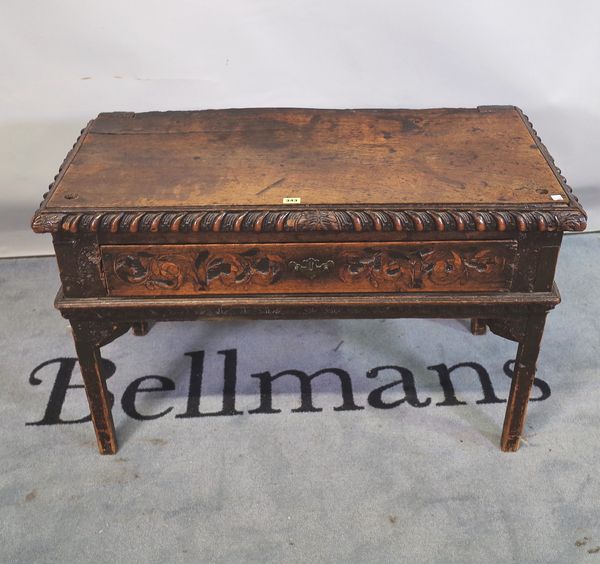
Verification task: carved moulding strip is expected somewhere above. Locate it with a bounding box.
[31,207,587,234]
[56,285,562,323]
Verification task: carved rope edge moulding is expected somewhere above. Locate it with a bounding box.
[32,207,587,234]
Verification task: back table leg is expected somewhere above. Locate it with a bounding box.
[132,321,154,336]
[70,320,131,455]
[501,313,547,452]
[470,318,487,335]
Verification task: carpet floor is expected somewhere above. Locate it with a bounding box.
[1,233,599,563]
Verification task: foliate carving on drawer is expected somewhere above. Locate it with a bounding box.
[339,247,512,290]
[102,241,517,296]
[196,250,285,288]
[114,254,185,290]
[112,249,285,292]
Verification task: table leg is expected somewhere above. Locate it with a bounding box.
[470,318,487,335]
[132,321,154,336]
[500,313,547,452]
[70,319,130,454]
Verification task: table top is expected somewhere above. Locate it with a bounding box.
[32,106,586,234]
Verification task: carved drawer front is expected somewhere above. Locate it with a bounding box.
[101,241,518,297]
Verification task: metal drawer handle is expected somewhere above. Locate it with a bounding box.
[288,258,335,279]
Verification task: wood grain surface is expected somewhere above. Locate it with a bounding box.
[45,107,568,209]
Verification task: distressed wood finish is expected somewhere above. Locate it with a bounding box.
[471,318,487,335]
[56,286,561,322]
[69,319,130,454]
[31,106,586,454]
[501,313,547,451]
[39,108,570,207]
[32,107,586,236]
[101,240,517,296]
[131,320,154,336]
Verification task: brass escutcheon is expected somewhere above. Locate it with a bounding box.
[288,258,335,280]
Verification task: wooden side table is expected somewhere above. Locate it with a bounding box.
[31,106,587,454]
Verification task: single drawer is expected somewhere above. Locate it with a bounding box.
[101,240,517,297]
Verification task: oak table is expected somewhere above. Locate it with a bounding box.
[31,106,587,454]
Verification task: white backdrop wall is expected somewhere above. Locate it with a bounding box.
[1,0,598,257]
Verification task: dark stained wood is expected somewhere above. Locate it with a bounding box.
[72,339,117,454]
[56,285,561,322]
[470,318,487,335]
[131,321,154,336]
[487,317,529,343]
[501,313,547,451]
[69,320,131,455]
[31,107,586,454]
[53,233,107,298]
[101,240,518,297]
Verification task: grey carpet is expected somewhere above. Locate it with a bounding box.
[1,233,599,563]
